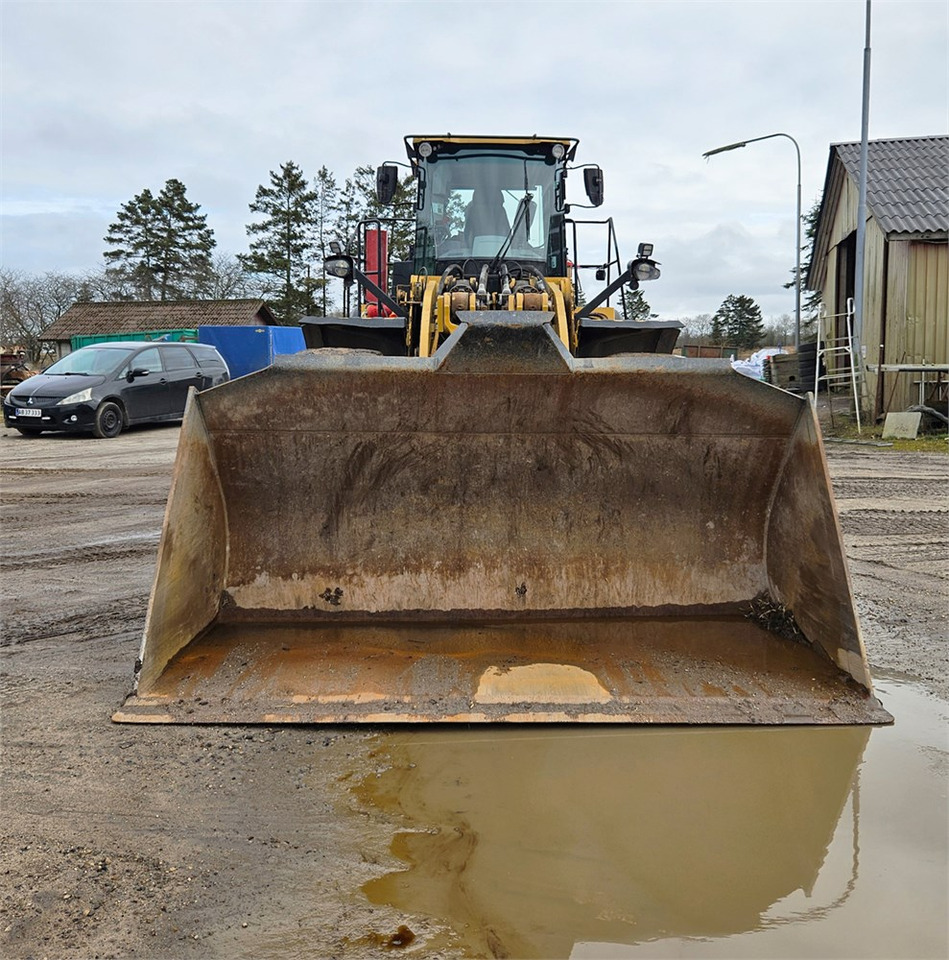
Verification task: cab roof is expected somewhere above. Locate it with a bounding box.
[404,135,579,165]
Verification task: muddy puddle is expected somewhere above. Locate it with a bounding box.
[352,678,947,959]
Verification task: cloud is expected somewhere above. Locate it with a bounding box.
[2,0,946,320]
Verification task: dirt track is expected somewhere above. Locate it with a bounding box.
[1,424,946,958]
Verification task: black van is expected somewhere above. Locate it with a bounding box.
[2,341,230,438]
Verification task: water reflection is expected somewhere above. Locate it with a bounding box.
[356,724,869,959]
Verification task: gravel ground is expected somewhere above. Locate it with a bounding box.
[1,423,945,959]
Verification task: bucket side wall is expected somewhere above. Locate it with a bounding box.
[766,404,871,688]
[137,394,228,693]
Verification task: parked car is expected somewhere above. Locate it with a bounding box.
[2,341,229,438]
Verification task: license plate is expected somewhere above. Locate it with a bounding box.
[17,407,42,418]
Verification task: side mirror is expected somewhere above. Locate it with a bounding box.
[583,167,604,207]
[127,367,150,381]
[376,165,399,205]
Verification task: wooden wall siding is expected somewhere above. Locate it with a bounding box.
[907,241,948,364]
[827,177,859,252]
[881,241,912,413]
[855,220,885,414]
[863,218,886,358]
[878,240,948,412]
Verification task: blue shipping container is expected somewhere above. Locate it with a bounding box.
[197,326,305,379]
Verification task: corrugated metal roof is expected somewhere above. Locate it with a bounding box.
[833,136,948,235]
[43,299,277,340]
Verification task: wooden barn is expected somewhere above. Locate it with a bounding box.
[41,299,277,360]
[807,136,948,419]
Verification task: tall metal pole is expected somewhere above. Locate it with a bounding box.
[703,133,802,348]
[853,0,872,367]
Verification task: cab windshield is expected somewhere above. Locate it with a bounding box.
[44,348,135,376]
[415,150,562,274]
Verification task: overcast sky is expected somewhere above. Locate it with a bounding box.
[2,0,947,320]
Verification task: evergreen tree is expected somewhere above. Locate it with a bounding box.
[352,163,416,260]
[332,164,416,262]
[103,188,160,299]
[711,294,765,349]
[103,179,215,300]
[240,161,320,323]
[332,172,363,256]
[784,196,823,340]
[313,166,339,316]
[710,310,728,346]
[622,288,656,321]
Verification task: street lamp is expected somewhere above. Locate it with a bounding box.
[703,133,802,349]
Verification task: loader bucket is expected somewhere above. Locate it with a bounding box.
[114,314,891,725]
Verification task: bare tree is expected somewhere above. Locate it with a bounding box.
[0,269,84,361]
[761,313,795,346]
[677,313,713,344]
[205,254,267,300]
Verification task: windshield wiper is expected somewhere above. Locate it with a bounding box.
[490,160,535,272]
[490,196,532,270]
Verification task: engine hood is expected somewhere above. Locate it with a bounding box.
[7,374,107,401]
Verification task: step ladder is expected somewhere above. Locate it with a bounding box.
[814,299,863,434]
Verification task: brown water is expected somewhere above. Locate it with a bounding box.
[354,678,948,959]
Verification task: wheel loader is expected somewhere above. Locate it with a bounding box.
[114,135,891,725]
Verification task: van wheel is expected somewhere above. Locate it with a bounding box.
[16,427,43,437]
[93,401,124,439]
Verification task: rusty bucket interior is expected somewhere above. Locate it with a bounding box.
[114,316,891,724]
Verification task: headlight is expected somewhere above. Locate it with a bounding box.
[58,388,93,405]
[324,255,354,280]
[630,259,661,282]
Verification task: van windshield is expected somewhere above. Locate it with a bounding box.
[44,348,135,376]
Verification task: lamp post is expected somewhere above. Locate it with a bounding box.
[703,133,802,349]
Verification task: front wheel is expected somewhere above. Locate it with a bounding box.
[93,401,124,439]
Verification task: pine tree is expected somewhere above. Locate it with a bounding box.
[331,173,363,256]
[313,166,339,316]
[784,196,824,341]
[153,179,215,300]
[103,188,160,299]
[352,163,416,261]
[332,164,416,263]
[711,294,765,349]
[103,179,215,300]
[240,162,319,323]
[622,288,656,321]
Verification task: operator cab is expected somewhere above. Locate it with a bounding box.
[403,136,580,280]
